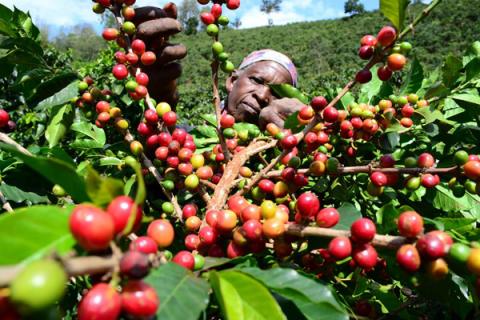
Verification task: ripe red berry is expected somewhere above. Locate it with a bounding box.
[211,3,222,19]
[258,179,275,193]
[421,173,439,188]
[380,154,395,168]
[200,12,215,25]
[136,72,149,86]
[185,234,201,251]
[126,52,138,64]
[144,109,159,124]
[396,244,421,272]
[147,219,174,249]
[316,207,340,228]
[69,204,115,251]
[280,134,298,149]
[199,226,218,245]
[227,241,247,258]
[78,283,121,320]
[387,53,407,71]
[397,211,423,238]
[112,64,128,80]
[242,219,263,241]
[107,196,143,235]
[121,281,159,317]
[377,26,397,47]
[227,195,249,215]
[416,234,446,259]
[360,34,377,47]
[0,109,10,128]
[131,39,146,55]
[296,192,320,217]
[102,28,118,41]
[350,218,376,243]
[163,111,177,126]
[370,172,388,187]
[352,244,378,269]
[220,113,235,128]
[417,152,435,168]
[401,104,415,117]
[173,250,195,270]
[226,0,241,10]
[323,106,339,122]
[120,251,150,279]
[328,236,352,260]
[377,65,393,81]
[141,51,156,66]
[129,236,157,254]
[464,160,480,180]
[182,204,198,219]
[358,45,374,60]
[216,210,238,233]
[356,69,372,84]
[310,96,328,112]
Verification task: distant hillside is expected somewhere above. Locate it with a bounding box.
[174,0,480,123]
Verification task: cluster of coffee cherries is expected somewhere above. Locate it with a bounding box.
[92,0,136,14]
[356,26,411,83]
[198,0,239,73]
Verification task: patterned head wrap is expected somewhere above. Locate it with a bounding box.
[238,49,298,87]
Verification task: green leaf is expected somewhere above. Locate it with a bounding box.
[145,263,210,320]
[463,41,480,66]
[0,143,90,203]
[414,106,445,124]
[27,71,78,103]
[338,91,355,110]
[465,57,480,82]
[45,104,74,148]
[70,122,106,149]
[270,84,309,104]
[34,81,79,111]
[283,111,305,133]
[442,55,463,88]
[0,205,75,265]
[240,268,348,320]
[99,157,123,166]
[332,202,362,230]
[379,132,400,151]
[452,94,480,106]
[210,270,286,320]
[0,183,49,204]
[201,113,218,127]
[380,0,410,30]
[432,185,475,214]
[376,202,400,234]
[192,125,218,139]
[401,57,424,94]
[443,98,465,119]
[85,168,124,207]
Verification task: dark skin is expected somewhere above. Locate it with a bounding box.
[136,5,301,128]
[225,61,304,129]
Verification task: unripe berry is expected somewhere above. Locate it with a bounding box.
[387,53,407,71]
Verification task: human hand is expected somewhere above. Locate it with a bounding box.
[133,3,187,106]
[258,98,305,129]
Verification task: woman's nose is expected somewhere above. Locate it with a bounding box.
[253,86,272,107]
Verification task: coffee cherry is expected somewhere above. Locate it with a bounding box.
[323,106,339,122]
[352,244,378,269]
[316,208,340,228]
[387,53,407,71]
[129,236,157,254]
[122,6,135,20]
[396,244,421,272]
[370,172,388,187]
[200,12,215,25]
[356,69,372,83]
[377,26,397,47]
[122,21,136,35]
[417,152,435,168]
[102,28,118,41]
[141,51,156,66]
[216,210,238,233]
[211,3,222,19]
[310,96,328,111]
[226,0,241,10]
[416,234,446,259]
[147,219,174,249]
[397,211,423,238]
[421,173,439,188]
[350,218,376,243]
[78,283,121,320]
[112,64,128,80]
[199,226,218,245]
[299,105,315,120]
[377,65,393,81]
[121,281,159,317]
[425,258,449,280]
[182,204,198,219]
[131,39,146,55]
[296,192,320,217]
[220,114,235,128]
[227,195,249,215]
[173,251,195,270]
[454,150,469,166]
[125,52,139,64]
[185,216,202,232]
[120,251,150,279]
[358,45,374,60]
[258,179,274,193]
[448,243,471,264]
[262,218,285,238]
[328,237,352,260]
[70,204,115,251]
[163,111,177,126]
[130,140,143,156]
[360,34,377,47]
[464,160,480,180]
[107,196,142,235]
[10,260,67,313]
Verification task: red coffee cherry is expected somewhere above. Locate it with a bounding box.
[360,34,377,47]
[78,283,121,320]
[280,134,298,149]
[147,219,174,249]
[102,28,118,41]
[162,111,177,126]
[310,96,328,112]
[120,251,150,279]
[226,0,241,10]
[0,109,10,128]
[216,210,238,233]
[242,219,263,241]
[417,152,435,168]
[69,204,115,251]
[258,179,275,194]
[182,204,198,219]
[397,211,423,237]
[396,244,421,272]
[350,218,376,243]
[328,236,352,260]
[199,226,218,245]
[416,234,447,260]
[323,106,339,122]
[173,250,195,270]
[200,12,215,25]
[185,234,201,251]
[112,64,128,80]
[370,172,388,187]
[358,45,374,60]
[131,39,146,55]
[227,195,249,215]
[464,160,480,180]
[141,51,156,66]
[144,109,159,124]
[106,196,143,235]
[352,244,378,269]
[377,26,397,47]
[220,113,235,128]
[296,192,320,217]
[316,208,340,228]
[121,281,159,317]
[377,65,393,81]
[129,236,158,254]
[387,53,407,71]
[356,69,372,84]
[210,3,222,19]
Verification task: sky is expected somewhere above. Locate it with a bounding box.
[0,0,428,38]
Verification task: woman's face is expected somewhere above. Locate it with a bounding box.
[226,61,292,123]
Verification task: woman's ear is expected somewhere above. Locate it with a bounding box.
[226,71,238,94]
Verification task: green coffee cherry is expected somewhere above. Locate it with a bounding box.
[206,24,219,36]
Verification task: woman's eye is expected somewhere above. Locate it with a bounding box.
[250,77,263,84]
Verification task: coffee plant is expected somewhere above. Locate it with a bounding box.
[0,0,480,319]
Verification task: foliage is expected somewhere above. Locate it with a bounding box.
[344,0,366,16]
